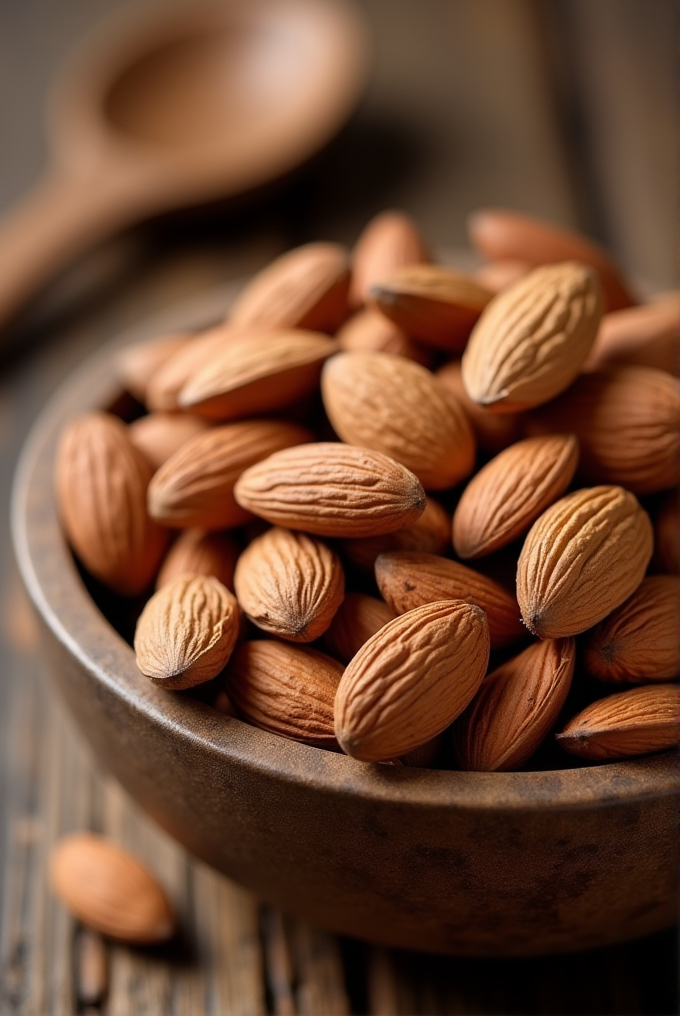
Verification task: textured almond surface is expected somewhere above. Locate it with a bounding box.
[234,527,344,642]
[370,264,493,350]
[145,325,239,411]
[225,641,343,747]
[556,685,680,760]
[234,443,426,537]
[517,486,653,638]
[50,834,175,944]
[453,434,579,558]
[134,573,239,689]
[461,262,603,412]
[148,420,312,529]
[436,359,522,455]
[525,366,680,494]
[324,592,396,664]
[55,412,168,596]
[322,352,475,489]
[349,209,429,307]
[584,576,680,682]
[375,550,524,648]
[335,600,490,761]
[453,637,575,771]
[341,496,450,573]
[128,412,212,470]
[229,242,350,332]
[179,329,337,420]
[336,308,431,365]
[116,333,190,404]
[156,529,238,590]
[584,295,680,375]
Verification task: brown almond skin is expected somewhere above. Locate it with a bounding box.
[517,486,653,639]
[341,496,450,574]
[461,262,603,413]
[349,209,430,307]
[116,333,190,404]
[467,208,635,312]
[584,576,680,683]
[156,529,238,591]
[556,685,680,760]
[335,600,490,762]
[336,308,432,366]
[323,592,396,664]
[369,264,493,351]
[234,527,344,642]
[134,574,240,689]
[436,360,522,455]
[128,412,212,470]
[179,330,337,421]
[50,834,175,944]
[55,412,169,596]
[145,325,240,411]
[453,434,579,559]
[584,295,680,375]
[148,420,313,529]
[375,551,524,649]
[322,352,476,489]
[225,640,343,747]
[234,443,426,538]
[453,638,575,771]
[228,242,350,332]
[525,366,680,494]
[653,490,680,574]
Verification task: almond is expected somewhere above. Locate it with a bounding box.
[321,352,475,489]
[474,259,532,293]
[341,496,450,573]
[116,333,190,404]
[461,262,603,413]
[374,550,524,648]
[224,640,343,747]
[148,420,313,529]
[55,412,168,595]
[128,412,212,470]
[436,360,522,455]
[555,684,680,760]
[584,295,680,375]
[234,527,344,642]
[369,264,493,351]
[234,443,426,537]
[145,325,239,411]
[334,600,490,761]
[228,242,350,332]
[525,366,680,494]
[134,573,239,689]
[336,308,431,366]
[452,434,579,559]
[453,637,575,771]
[179,329,337,420]
[467,208,635,312]
[349,209,430,307]
[156,529,238,590]
[584,576,680,683]
[517,486,653,638]
[323,592,396,664]
[654,491,680,574]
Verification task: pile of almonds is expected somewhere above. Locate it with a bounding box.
[54,208,680,771]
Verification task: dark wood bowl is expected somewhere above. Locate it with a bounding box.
[11,286,679,956]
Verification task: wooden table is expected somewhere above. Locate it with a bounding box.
[0,1,677,1012]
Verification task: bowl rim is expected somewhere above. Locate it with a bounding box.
[12,282,679,813]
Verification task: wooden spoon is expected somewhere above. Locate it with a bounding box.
[0,0,368,330]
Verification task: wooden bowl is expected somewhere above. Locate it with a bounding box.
[12,287,679,956]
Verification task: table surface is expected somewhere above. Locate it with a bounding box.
[0,1,677,1013]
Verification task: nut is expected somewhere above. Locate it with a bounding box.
[349,209,429,307]
[128,411,212,470]
[556,685,680,760]
[323,592,396,664]
[155,529,238,590]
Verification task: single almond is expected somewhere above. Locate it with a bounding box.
[145,325,240,411]
[334,600,490,761]
[321,352,476,489]
[55,412,169,596]
[116,333,191,404]
[369,264,493,351]
[179,329,337,420]
[654,491,680,574]
[525,366,680,494]
[461,262,603,413]
[436,360,522,455]
[336,308,431,366]
[234,527,344,642]
[517,486,653,639]
[50,833,175,944]
[224,640,343,747]
[453,637,575,771]
[134,573,239,689]
[584,295,680,375]
[375,550,524,649]
[341,496,450,574]
[584,576,680,683]
[156,529,239,590]
[228,242,350,332]
[467,208,635,312]
[474,259,532,293]
[556,685,680,760]
[234,443,426,538]
[349,209,430,307]
[452,434,579,559]
[128,412,212,470]
[148,420,313,529]
[323,592,396,664]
